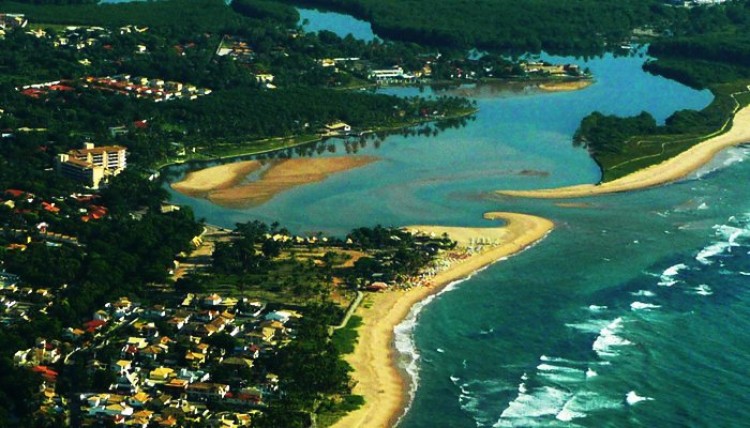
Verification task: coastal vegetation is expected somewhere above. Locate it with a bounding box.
[575,0,750,181]
[266,0,666,54]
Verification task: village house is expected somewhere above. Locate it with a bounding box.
[324,122,352,135]
[0,13,28,30]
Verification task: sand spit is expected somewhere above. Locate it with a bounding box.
[331,212,554,428]
[498,106,750,199]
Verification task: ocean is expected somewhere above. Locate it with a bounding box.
[396,147,750,427]
[164,8,750,427]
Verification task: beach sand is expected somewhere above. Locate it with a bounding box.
[170,160,262,196]
[498,106,750,199]
[538,79,593,92]
[172,156,377,207]
[331,212,554,428]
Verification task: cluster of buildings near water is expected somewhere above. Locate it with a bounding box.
[216,36,255,63]
[320,55,586,85]
[24,23,149,54]
[12,287,303,426]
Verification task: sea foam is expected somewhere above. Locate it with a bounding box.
[658,263,688,286]
[630,301,661,311]
[392,266,495,426]
[697,223,750,264]
[691,284,713,296]
[631,290,656,297]
[499,385,571,419]
[626,391,654,406]
[537,364,587,384]
[566,319,610,334]
[593,317,632,358]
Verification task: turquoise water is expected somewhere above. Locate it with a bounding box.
[165,49,712,235]
[161,10,750,428]
[297,7,378,41]
[397,148,750,427]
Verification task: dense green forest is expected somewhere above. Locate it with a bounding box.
[269,0,668,53]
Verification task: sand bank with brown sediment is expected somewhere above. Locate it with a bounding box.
[171,156,377,207]
[498,106,750,199]
[170,160,262,196]
[331,212,554,428]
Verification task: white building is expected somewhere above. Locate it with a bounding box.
[56,143,127,189]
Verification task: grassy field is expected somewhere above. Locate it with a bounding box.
[332,314,362,354]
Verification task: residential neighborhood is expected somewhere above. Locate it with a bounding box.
[18,291,298,427]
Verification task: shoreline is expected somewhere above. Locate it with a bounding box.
[497,105,750,199]
[154,109,477,173]
[331,212,554,428]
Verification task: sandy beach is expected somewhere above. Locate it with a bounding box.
[170,160,262,196]
[331,212,554,428]
[498,105,750,199]
[172,156,377,207]
[537,79,593,92]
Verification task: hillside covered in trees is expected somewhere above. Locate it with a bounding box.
[269,0,670,53]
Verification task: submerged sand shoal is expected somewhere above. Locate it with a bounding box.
[170,160,262,196]
[171,156,377,207]
[498,105,750,199]
[332,212,554,428]
[538,79,594,92]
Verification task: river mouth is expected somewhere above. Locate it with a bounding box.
[164,48,711,234]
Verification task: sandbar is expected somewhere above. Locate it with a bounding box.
[172,156,377,208]
[498,105,750,199]
[538,79,593,92]
[170,160,262,196]
[332,212,554,428]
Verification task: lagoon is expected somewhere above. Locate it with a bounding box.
[165,48,712,235]
[298,7,377,42]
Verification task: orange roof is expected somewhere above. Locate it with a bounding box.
[41,202,60,213]
[71,145,126,156]
[64,157,95,168]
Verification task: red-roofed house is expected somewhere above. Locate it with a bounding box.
[41,202,60,213]
[84,319,107,333]
[32,365,59,382]
[5,189,28,198]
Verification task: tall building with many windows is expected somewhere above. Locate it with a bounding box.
[56,143,127,189]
